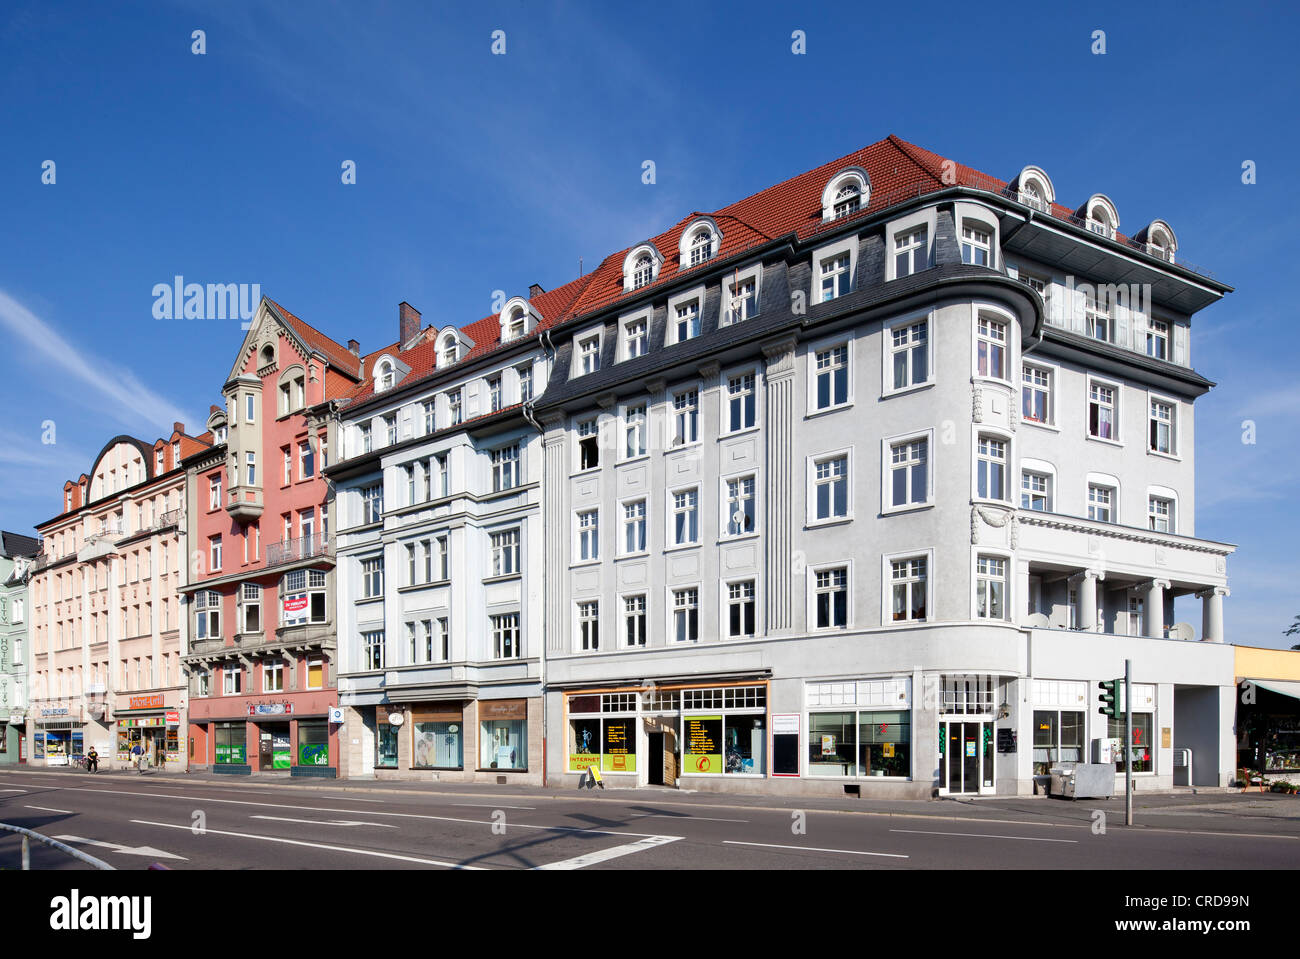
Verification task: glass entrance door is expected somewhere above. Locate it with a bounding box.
[940,721,994,794]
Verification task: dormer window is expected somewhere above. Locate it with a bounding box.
[155,450,164,472]
[441,339,459,366]
[961,224,993,267]
[832,184,861,219]
[499,298,537,342]
[688,231,712,266]
[1012,166,1055,214]
[379,361,394,391]
[578,335,601,375]
[1081,194,1119,240]
[1138,220,1178,264]
[507,308,526,340]
[679,218,721,271]
[820,167,870,221]
[623,244,663,292]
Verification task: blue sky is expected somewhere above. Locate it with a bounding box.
[0,1,1296,647]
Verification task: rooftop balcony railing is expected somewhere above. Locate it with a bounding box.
[265,535,332,568]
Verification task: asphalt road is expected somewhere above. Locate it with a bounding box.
[1,768,1297,870]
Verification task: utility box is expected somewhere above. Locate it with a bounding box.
[1049,763,1116,799]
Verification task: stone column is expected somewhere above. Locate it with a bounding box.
[762,338,798,633]
[1198,586,1229,643]
[1139,579,1170,638]
[1068,569,1103,631]
[1016,561,1032,624]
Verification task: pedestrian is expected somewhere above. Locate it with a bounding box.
[130,741,143,773]
[86,747,98,773]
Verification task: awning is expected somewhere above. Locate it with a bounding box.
[1245,679,1300,702]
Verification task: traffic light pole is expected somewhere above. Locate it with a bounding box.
[1125,658,1133,826]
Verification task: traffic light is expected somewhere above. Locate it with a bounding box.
[1098,679,1119,717]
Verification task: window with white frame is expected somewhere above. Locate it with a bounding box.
[814,454,849,520]
[436,454,449,497]
[674,300,700,343]
[1148,495,1174,533]
[490,528,520,577]
[577,418,600,470]
[814,567,848,628]
[1146,319,1170,361]
[299,440,314,479]
[492,444,520,491]
[624,318,648,359]
[1149,399,1175,455]
[1088,484,1115,523]
[363,630,385,670]
[493,613,521,658]
[577,601,599,650]
[488,375,502,412]
[517,365,533,403]
[359,423,372,454]
[894,227,927,277]
[506,308,526,341]
[382,415,396,446]
[624,404,647,459]
[245,393,256,423]
[890,438,928,508]
[1021,470,1052,511]
[577,509,599,561]
[1085,288,1111,342]
[727,278,757,323]
[241,583,261,633]
[961,223,993,266]
[435,616,450,660]
[448,390,462,425]
[263,659,284,692]
[889,320,928,391]
[1127,595,1145,636]
[672,390,699,445]
[976,314,1007,380]
[832,183,861,219]
[578,335,601,376]
[1022,364,1052,424]
[209,535,222,572]
[361,556,384,598]
[195,590,221,640]
[246,452,257,485]
[725,475,756,536]
[672,588,699,642]
[890,557,927,623]
[727,580,756,638]
[623,499,647,554]
[975,555,1006,620]
[814,345,849,410]
[283,446,293,485]
[632,253,655,289]
[624,595,646,646]
[224,663,242,695]
[976,435,1007,501]
[819,253,850,301]
[688,229,713,267]
[435,535,449,580]
[726,373,756,432]
[361,484,383,524]
[1088,382,1117,440]
[209,475,222,510]
[672,489,699,546]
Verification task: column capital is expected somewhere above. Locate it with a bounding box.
[1135,579,1171,593]
[1196,586,1230,600]
[1068,568,1104,586]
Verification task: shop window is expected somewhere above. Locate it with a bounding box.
[214,722,247,764]
[480,716,527,770]
[1108,713,1154,773]
[376,721,398,768]
[808,710,910,777]
[413,720,463,769]
[1032,710,1085,776]
[298,720,329,767]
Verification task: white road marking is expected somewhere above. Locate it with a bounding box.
[0,789,28,793]
[55,835,188,861]
[723,840,908,859]
[632,813,749,823]
[250,815,397,828]
[536,835,681,870]
[131,819,482,868]
[449,803,536,810]
[890,828,1078,844]
[23,805,73,814]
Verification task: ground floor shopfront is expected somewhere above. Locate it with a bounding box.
[111,693,185,771]
[543,632,1236,796]
[341,694,543,785]
[187,689,339,777]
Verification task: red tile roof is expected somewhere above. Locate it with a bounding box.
[268,298,364,380]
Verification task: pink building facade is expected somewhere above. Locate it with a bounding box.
[181,298,367,776]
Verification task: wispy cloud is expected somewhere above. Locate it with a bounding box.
[0,289,200,435]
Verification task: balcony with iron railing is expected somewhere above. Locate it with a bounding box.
[265,535,333,568]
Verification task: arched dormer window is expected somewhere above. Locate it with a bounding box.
[379,360,394,391]
[1011,165,1055,213]
[1080,194,1120,240]
[1136,220,1178,264]
[679,217,721,269]
[820,167,870,221]
[622,244,663,293]
[259,343,276,369]
[440,333,460,367]
[498,297,540,342]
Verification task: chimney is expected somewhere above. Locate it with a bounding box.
[528,283,545,300]
[173,421,185,435]
[347,339,360,356]
[399,302,421,347]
